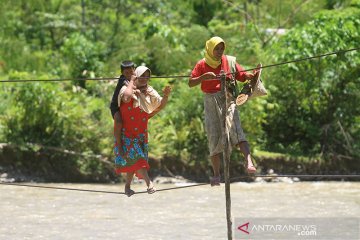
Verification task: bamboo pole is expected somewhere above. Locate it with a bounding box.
[220,70,232,240]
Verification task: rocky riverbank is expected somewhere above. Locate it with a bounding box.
[1,143,359,183]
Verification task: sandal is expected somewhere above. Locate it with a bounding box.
[125,187,135,197]
[236,93,249,106]
[147,186,156,194]
[236,82,252,106]
[236,65,262,106]
[210,176,221,187]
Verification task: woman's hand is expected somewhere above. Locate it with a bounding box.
[202,72,217,80]
[245,72,255,80]
[133,89,141,95]
[188,72,217,88]
[123,75,138,102]
[163,85,172,97]
[126,75,137,90]
[245,67,261,80]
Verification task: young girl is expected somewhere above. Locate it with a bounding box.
[114,66,171,197]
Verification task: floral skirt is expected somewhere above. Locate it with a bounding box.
[113,132,150,176]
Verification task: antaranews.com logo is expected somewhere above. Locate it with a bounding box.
[237,221,316,236]
[234,218,359,240]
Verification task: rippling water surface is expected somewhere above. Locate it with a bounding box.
[1,181,359,240]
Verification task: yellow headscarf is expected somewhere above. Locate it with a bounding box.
[204,36,226,69]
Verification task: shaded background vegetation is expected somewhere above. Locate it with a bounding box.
[0,0,359,180]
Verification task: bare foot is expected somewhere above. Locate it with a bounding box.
[125,185,135,197]
[210,176,221,186]
[147,182,156,194]
[247,159,257,174]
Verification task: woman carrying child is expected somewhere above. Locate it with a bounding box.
[114,66,171,197]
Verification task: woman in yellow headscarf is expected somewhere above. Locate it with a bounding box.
[188,36,258,186]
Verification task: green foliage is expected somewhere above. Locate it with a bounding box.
[1,71,112,155]
[61,33,105,87]
[149,80,208,163]
[1,0,359,177]
[264,6,360,160]
[192,0,223,26]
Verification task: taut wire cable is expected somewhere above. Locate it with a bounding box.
[0,47,358,83]
[0,174,359,195]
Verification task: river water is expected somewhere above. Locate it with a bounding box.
[0,181,359,240]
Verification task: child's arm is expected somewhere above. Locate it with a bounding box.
[148,86,172,119]
[113,112,123,155]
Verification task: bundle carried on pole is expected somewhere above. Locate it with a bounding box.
[236,63,267,106]
[220,70,233,240]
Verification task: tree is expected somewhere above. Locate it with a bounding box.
[61,33,104,88]
[264,4,360,162]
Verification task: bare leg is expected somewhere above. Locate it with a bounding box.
[210,153,221,177]
[238,141,256,173]
[124,172,135,197]
[114,112,123,153]
[136,168,151,186]
[210,153,221,186]
[137,168,156,193]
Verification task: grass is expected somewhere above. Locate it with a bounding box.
[254,149,315,163]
